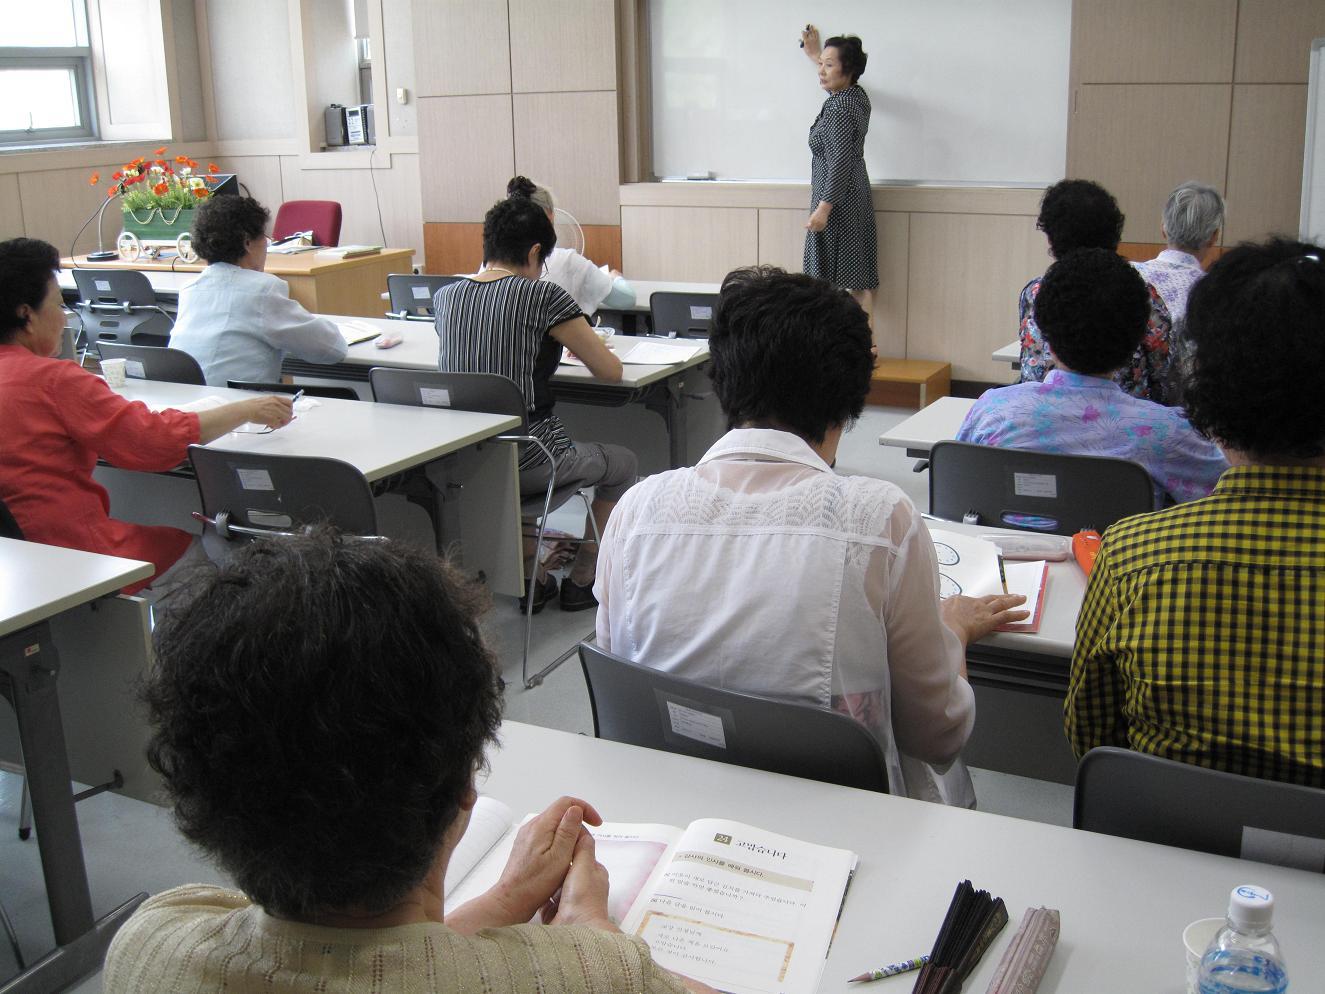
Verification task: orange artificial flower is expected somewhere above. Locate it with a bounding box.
[207,162,219,174]
[153,182,169,196]
[131,156,145,166]
[155,146,167,155]
[111,171,122,180]
[88,172,100,185]
[191,187,209,198]
[175,155,188,164]
[186,159,198,170]
[105,185,117,198]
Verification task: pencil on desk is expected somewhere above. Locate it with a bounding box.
[848,955,928,982]
[997,554,1009,595]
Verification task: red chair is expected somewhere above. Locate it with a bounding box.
[272,200,342,247]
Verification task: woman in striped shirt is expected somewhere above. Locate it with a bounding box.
[434,197,636,612]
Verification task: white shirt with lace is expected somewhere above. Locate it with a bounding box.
[593,428,976,805]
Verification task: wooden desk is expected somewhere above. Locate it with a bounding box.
[109,380,525,596]
[62,249,415,318]
[878,395,976,457]
[281,314,716,469]
[479,722,1325,993]
[0,539,153,994]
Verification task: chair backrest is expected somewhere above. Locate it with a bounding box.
[96,341,206,385]
[1074,747,1325,872]
[188,446,377,540]
[578,642,890,793]
[369,368,528,431]
[272,200,343,247]
[387,273,463,320]
[928,440,1155,535]
[649,291,718,339]
[227,380,360,401]
[0,496,24,540]
[72,269,171,346]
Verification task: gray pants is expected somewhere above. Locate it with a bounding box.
[520,440,638,504]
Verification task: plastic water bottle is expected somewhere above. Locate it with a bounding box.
[1197,884,1289,993]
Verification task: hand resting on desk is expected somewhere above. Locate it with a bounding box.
[940,593,1029,659]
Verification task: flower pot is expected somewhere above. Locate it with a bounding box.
[117,206,199,262]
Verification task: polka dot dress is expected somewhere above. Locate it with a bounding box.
[804,84,878,291]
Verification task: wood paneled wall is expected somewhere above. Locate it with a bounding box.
[1068,0,1325,245]
[619,184,1050,382]
[423,222,622,276]
[413,0,624,273]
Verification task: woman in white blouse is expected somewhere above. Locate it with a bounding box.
[593,267,1027,805]
[506,176,636,316]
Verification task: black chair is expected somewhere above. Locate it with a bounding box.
[578,642,890,793]
[369,367,598,689]
[72,269,172,346]
[0,498,31,851]
[188,447,379,555]
[649,291,718,339]
[227,380,360,401]
[1074,747,1325,871]
[95,342,205,385]
[386,273,463,321]
[928,440,1155,535]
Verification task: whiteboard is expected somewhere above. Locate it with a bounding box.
[1300,38,1325,242]
[649,0,1071,185]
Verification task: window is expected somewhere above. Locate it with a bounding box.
[0,0,96,146]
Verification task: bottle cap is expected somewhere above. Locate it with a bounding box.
[1227,884,1274,928]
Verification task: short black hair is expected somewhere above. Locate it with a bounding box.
[1181,238,1325,459]
[0,238,60,343]
[191,194,270,265]
[482,196,556,267]
[1035,248,1150,375]
[143,531,503,919]
[823,35,867,82]
[1037,179,1125,258]
[710,266,873,443]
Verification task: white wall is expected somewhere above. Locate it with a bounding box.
[206,0,296,141]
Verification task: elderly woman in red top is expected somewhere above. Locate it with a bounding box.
[0,238,293,593]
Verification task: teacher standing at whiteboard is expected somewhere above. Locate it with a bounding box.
[800,25,877,325]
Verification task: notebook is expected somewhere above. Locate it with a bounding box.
[927,529,1049,634]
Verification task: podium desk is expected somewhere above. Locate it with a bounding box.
[0,539,153,994]
[61,249,415,318]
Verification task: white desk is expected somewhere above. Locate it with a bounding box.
[0,539,153,994]
[281,314,716,469]
[878,395,976,457]
[109,380,525,595]
[992,340,1020,368]
[479,722,1325,993]
[623,279,721,313]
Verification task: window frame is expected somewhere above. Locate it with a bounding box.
[0,44,99,147]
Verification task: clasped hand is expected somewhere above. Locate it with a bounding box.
[480,795,615,930]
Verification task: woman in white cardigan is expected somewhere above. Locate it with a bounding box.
[506,175,636,315]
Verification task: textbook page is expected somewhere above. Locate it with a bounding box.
[928,529,1048,632]
[441,796,514,906]
[621,818,857,994]
[442,815,684,918]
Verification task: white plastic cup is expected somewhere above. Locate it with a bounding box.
[594,325,616,345]
[1184,917,1224,994]
[101,357,127,388]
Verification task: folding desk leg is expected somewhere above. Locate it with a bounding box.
[0,623,93,945]
[643,377,690,469]
[0,892,147,994]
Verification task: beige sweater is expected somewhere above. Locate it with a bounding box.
[104,884,689,993]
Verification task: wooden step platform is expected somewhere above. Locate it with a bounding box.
[867,359,951,409]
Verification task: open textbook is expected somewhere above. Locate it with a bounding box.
[444,797,858,994]
[928,529,1049,633]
